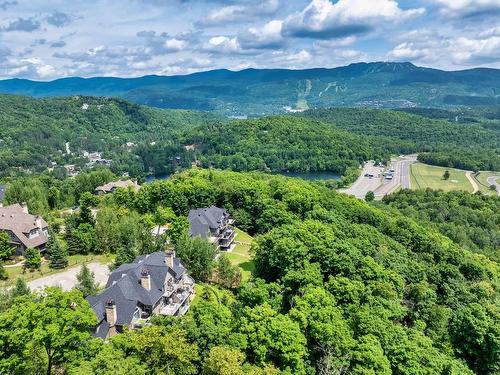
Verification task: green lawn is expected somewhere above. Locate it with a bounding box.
[475,171,500,196]
[226,228,255,282]
[410,163,473,192]
[1,253,113,287]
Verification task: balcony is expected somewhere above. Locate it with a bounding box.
[131,307,151,327]
[159,288,193,316]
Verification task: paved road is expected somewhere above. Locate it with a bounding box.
[340,161,385,199]
[341,155,417,200]
[487,176,500,196]
[28,263,110,292]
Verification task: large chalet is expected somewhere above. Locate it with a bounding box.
[87,251,194,338]
[188,205,236,250]
[0,203,49,255]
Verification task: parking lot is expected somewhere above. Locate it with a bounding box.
[341,155,417,200]
[28,263,110,292]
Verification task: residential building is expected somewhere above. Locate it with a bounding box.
[95,179,141,195]
[87,251,195,339]
[188,205,236,250]
[0,203,49,255]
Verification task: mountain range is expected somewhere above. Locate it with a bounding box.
[0,62,499,116]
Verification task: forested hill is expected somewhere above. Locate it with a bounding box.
[0,94,221,175]
[0,62,499,116]
[186,117,387,175]
[299,107,500,171]
[1,94,498,179]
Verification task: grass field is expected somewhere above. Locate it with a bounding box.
[474,171,500,196]
[410,163,473,192]
[226,228,255,282]
[1,253,113,287]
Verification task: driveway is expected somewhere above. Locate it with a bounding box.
[28,263,110,292]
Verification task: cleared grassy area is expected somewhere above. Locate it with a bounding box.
[475,171,500,196]
[1,253,113,287]
[410,163,473,192]
[226,228,255,282]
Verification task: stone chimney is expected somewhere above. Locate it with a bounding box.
[21,202,28,214]
[105,299,117,327]
[165,251,175,268]
[140,268,151,291]
[35,216,42,229]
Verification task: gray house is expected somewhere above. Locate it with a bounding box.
[0,203,49,255]
[87,251,194,338]
[188,205,236,250]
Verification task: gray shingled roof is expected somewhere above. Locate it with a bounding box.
[87,251,187,326]
[188,205,227,238]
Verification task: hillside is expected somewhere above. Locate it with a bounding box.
[185,116,387,176]
[299,107,500,171]
[0,95,221,176]
[0,62,499,116]
[1,94,498,180]
[4,168,498,374]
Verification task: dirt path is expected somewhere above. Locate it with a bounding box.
[466,172,479,193]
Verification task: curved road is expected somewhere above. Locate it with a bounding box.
[487,176,500,196]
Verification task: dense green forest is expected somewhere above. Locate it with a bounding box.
[186,116,387,175]
[1,169,498,374]
[381,189,499,261]
[0,94,220,176]
[1,95,498,183]
[299,108,500,171]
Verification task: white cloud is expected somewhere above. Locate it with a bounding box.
[388,28,500,68]
[203,35,252,54]
[198,0,279,26]
[240,20,284,49]
[434,0,500,18]
[1,57,57,79]
[283,0,425,39]
[164,38,186,51]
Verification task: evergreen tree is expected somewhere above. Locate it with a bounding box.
[44,228,56,259]
[443,170,450,180]
[11,278,30,298]
[23,247,41,270]
[49,237,68,269]
[75,263,98,297]
[79,192,97,225]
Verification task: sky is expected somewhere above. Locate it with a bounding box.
[0,0,499,80]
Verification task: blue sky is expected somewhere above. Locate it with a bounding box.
[0,0,499,79]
